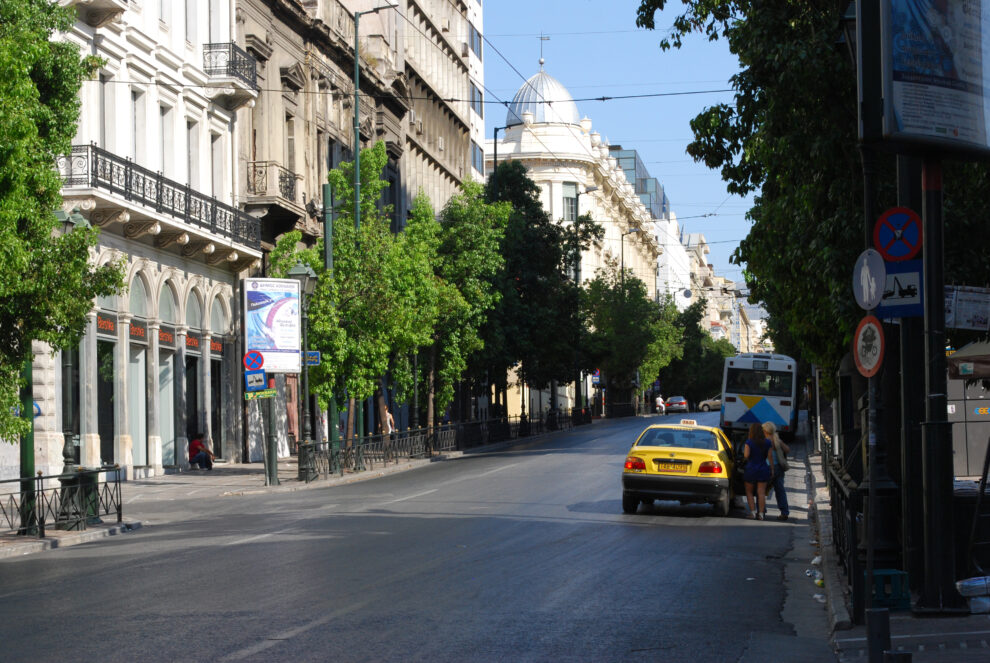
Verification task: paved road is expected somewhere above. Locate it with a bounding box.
[0,414,836,662]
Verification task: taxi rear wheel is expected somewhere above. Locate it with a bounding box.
[622,492,639,514]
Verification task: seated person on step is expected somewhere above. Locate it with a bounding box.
[189,436,214,470]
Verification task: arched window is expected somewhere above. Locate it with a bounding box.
[210,297,227,336]
[159,285,177,324]
[129,276,148,318]
[186,291,202,331]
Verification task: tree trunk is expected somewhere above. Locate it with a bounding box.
[345,396,355,446]
[375,386,388,435]
[427,343,436,430]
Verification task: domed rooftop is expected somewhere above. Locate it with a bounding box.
[505,60,581,127]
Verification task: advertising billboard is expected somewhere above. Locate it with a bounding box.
[243,278,301,373]
[882,0,990,156]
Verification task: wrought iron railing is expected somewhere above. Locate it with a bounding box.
[827,462,865,623]
[58,145,260,250]
[203,42,258,90]
[298,413,590,484]
[1,467,123,538]
[246,161,299,204]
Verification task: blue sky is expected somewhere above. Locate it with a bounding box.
[481,0,755,283]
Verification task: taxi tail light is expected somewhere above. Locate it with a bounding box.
[624,456,646,471]
[698,461,723,474]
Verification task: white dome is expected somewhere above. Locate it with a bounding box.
[505,64,581,127]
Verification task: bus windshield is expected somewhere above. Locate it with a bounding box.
[725,368,793,397]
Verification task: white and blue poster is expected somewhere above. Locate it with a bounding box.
[243,278,301,373]
[884,0,990,153]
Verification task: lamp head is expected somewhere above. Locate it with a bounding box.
[288,261,318,297]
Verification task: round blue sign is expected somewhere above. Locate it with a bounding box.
[874,207,922,261]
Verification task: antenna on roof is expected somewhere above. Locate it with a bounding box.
[539,33,550,68]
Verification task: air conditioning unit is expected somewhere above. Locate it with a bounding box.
[461,42,469,58]
[416,119,424,135]
[437,136,445,151]
[408,109,417,127]
[441,18,451,32]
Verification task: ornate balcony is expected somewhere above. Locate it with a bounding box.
[60,0,128,28]
[57,145,261,261]
[245,161,304,223]
[203,42,259,111]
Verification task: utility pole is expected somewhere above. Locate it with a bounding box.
[323,182,339,449]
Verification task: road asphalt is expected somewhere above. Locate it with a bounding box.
[3,417,988,661]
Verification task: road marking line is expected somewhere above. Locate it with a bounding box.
[382,488,437,504]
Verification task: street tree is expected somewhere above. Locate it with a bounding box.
[422,181,509,427]
[480,160,589,412]
[582,263,682,408]
[635,1,866,382]
[0,0,123,442]
[269,142,439,431]
[656,299,736,405]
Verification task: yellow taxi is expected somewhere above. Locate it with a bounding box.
[621,420,736,516]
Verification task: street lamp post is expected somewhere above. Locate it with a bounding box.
[491,125,508,198]
[352,3,396,442]
[322,182,339,448]
[288,262,317,444]
[571,186,598,416]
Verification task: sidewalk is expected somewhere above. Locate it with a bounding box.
[806,448,990,662]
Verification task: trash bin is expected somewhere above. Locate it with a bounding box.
[297,442,317,482]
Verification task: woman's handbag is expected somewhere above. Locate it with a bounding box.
[773,438,790,472]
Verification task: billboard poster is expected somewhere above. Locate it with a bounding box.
[947,285,990,331]
[883,0,990,154]
[243,278,301,373]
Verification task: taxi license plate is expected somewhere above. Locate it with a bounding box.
[656,461,688,473]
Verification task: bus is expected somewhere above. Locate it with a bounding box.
[719,353,799,443]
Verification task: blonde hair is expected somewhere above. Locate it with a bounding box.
[762,421,780,443]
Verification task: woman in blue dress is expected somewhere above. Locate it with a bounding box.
[743,422,773,520]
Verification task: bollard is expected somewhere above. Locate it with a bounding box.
[867,608,892,663]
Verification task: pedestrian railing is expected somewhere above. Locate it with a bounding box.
[827,461,866,623]
[0,467,123,538]
[298,412,591,484]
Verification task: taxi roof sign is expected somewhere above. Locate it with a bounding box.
[680,419,697,426]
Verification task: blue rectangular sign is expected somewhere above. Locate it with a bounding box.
[878,259,923,318]
[244,369,266,392]
[301,350,321,366]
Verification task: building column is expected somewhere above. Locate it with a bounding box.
[78,311,101,467]
[201,331,212,452]
[175,324,189,469]
[115,312,133,474]
[147,321,162,473]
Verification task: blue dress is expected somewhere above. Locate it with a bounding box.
[743,438,772,483]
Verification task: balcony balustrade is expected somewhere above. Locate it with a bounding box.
[203,42,258,110]
[247,161,301,206]
[58,144,260,251]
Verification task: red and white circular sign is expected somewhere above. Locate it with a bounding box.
[853,315,884,378]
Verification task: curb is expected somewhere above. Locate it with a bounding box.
[806,452,854,632]
[0,521,142,560]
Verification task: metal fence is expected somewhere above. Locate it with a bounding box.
[0,467,123,538]
[299,412,591,483]
[826,451,866,623]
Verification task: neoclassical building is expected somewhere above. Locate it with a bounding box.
[5,0,263,481]
[485,62,663,416]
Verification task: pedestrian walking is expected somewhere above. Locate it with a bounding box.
[743,422,772,520]
[763,421,791,521]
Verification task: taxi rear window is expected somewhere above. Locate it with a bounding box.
[637,428,718,450]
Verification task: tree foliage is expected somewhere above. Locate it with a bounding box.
[270,142,439,408]
[479,160,594,393]
[656,299,736,404]
[0,0,123,441]
[636,1,872,387]
[582,262,682,402]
